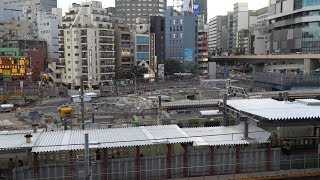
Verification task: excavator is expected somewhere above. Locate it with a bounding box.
[0,91,26,112]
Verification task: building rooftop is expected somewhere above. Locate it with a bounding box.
[225,98,320,121]
[0,124,270,153]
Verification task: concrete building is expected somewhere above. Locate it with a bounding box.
[193,0,208,24]
[113,22,134,73]
[37,8,62,61]
[249,7,268,55]
[165,7,198,63]
[0,0,57,22]
[115,0,167,26]
[0,20,30,41]
[197,25,209,76]
[57,1,115,88]
[208,15,228,55]
[150,16,166,65]
[268,0,320,54]
[230,3,249,54]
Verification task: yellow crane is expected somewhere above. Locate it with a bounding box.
[0,91,26,105]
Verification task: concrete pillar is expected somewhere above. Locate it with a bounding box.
[69,151,74,178]
[304,58,311,74]
[182,144,189,177]
[167,144,172,179]
[103,149,108,180]
[33,153,38,178]
[236,145,241,173]
[252,63,264,73]
[135,146,141,180]
[210,146,215,176]
[267,143,272,171]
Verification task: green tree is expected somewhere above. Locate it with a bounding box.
[130,65,148,78]
[164,59,183,75]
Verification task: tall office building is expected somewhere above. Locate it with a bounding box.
[57,1,115,88]
[165,6,198,63]
[268,0,320,54]
[115,0,167,26]
[208,15,228,55]
[0,0,57,22]
[150,16,166,65]
[193,0,208,24]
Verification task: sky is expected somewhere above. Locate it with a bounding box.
[57,0,269,19]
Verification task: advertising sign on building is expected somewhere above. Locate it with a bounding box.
[184,48,194,62]
[193,2,201,15]
[183,0,193,13]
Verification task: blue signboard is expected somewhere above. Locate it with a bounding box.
[184,48,193,61]
[193,2,201,15]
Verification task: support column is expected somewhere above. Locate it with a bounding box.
[135,146,141,180]
[210,146,215,176]
[69,151,74,178]
[33,153,38,178]
[167,144,172,179]
[236,145,241,174]
[267,143,272,171]
[103,149,108,180]
[182,144,189,178]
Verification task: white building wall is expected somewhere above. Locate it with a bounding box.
[37,8,62,60]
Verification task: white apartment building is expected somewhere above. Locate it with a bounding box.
[232,3,249,53]
[37,8,62,60]
[58,1,115,88]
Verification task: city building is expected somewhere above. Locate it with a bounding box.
[249,7,268,55]
[230,3,249,54]
[193,0,208,24]
[57,1,115,88]
[150,16,166,65]
[115,0,167,26]
[268,0,320,54]
[0,0,57,22]
[37,8,62,61]
[208,15,228,55]
[197,25,209,76]
[113,22,134,74]
[165,6,198,64]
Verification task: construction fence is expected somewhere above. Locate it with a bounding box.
[11,147,285,180]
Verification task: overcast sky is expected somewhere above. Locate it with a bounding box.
[57,0,269,19]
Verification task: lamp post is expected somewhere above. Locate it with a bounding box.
[131,72,137,95]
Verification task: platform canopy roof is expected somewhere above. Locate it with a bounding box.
[0,124,271,153]
[225,98,320,121]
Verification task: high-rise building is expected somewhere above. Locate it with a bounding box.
[193,0,208,24]
[197,25,209,76]
[37,8,62,61]
[113,22,134,74]
[57,1,115,88]
[208,15,228,55]
[115,0,167,26]
[268,0,320,54]
[249,7,268,55]
[150,16,166,65]
[165,6,198,63]
[0,0,57,22]
[232,3,249,54]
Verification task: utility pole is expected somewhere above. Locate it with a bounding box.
[223,94,228,126]
[80,76,85,130]
[84,133,90,180]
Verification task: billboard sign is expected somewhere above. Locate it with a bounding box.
[193,2,201,15]
[184,48,194,62]
[183,0,193,13]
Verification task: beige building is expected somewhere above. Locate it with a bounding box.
[56,1,115,89]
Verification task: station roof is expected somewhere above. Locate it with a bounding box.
[183,123,270,146]
[225,98,320,121]
[0,124,270,153]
